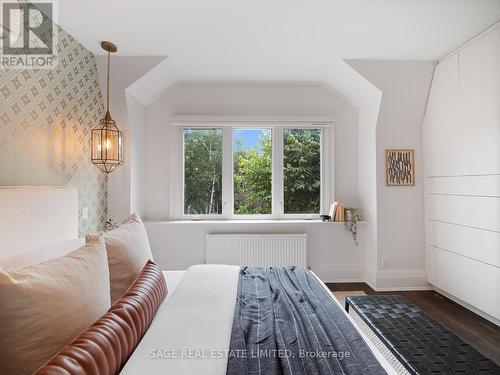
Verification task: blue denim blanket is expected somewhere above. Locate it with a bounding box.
[227,267,387,375]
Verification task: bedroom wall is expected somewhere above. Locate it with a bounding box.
[324,60,382,288]
[0,27,107,235]
[103,61,436,289]
[348,60,436,290]
[145,82,361,219]
[144,98,172,220]
[126,94,147,218]
[143,82,366,281]
[146,221,366,282]
[94,56,166,221]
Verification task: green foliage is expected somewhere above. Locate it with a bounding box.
[344,208,363,246]
[234,131,272,214]
[233,129,320,215]
[184,128,321,216]
[283,129,321,213]
[184,129,223,215]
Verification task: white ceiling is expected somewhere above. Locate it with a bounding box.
[59,0,500,81]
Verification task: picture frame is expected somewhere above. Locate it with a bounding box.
[385,149,415,186]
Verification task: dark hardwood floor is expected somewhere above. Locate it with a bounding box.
[327,282,500,366]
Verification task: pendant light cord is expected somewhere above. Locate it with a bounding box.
[106,50,110,114]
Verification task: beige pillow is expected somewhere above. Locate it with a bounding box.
[89,212,154,303]
[0,236,110,375]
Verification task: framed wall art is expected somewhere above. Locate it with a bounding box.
[385,149,415,186]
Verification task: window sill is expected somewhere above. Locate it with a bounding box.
[145,219,367,225]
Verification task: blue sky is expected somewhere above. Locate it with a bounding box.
[233,129,270,152]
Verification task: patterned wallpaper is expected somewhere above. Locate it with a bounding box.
[0,26,107,235]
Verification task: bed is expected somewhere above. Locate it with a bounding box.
[129,266,397,375]
[0,187,397,375]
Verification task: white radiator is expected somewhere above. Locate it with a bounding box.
[206,234,307,267]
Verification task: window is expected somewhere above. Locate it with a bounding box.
[179,123,331,219]
[283,129,321,214]
[233,129,272,215]
[183,128,223,215]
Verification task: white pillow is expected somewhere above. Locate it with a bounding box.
[0,236,110,375]
[88,212,154,303]
[0,238,85,272]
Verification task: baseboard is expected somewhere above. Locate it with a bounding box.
[162,263,432,291]
[433,286,500,327]
[311,262,365,283]
[364,264,377,290]
[372,268,432,291]
[308,264,431,290]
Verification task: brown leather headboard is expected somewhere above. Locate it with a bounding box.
[33,260,168,375]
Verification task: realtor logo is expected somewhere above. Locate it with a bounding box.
[1,0,58,69]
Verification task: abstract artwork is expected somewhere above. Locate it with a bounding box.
[385,149,415,186]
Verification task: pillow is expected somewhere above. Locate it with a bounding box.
[0,238,85,272]
[0,236,110,375]
[33,260,168,375]
[89,212,154,303]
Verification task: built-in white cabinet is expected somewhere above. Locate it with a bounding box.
[423,25,500,324]
[459,28,500,175]
[422,55,461,177]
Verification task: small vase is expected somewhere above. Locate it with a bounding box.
[344,209,354,222]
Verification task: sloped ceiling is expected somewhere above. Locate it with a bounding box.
[60,0,500,82]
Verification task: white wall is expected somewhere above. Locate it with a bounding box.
[145,100,172,221]
[356,102,380,287]
[125,94,147,216]
[146,221,366,282]
[324,60,382,288]
[348,60,435,290]
[144,65,434,289]
[143,82,368,282]
[144,82,361,219]
[95,56,165,220]
[105,59,438,290]
[423,24,500,323]
[163,83,352,116]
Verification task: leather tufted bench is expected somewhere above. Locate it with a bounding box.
[34,260,167,375]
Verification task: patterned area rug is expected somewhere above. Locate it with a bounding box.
[332,291,410,375]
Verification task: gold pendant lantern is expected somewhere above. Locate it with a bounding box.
[91,41,123,173]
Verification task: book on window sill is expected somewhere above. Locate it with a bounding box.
[328,202,337,220]
[334,202,344,222]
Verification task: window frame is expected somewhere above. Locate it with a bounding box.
[173,121,333,221]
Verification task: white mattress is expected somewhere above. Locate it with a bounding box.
[123,267,397,375]
[122,265,240,375]
[162,270,186,302]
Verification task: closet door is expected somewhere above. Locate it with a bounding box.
[459,27,500,175]
[422,55,461,177]
[424,26,500,321]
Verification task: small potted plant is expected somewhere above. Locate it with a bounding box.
[104,218,119,231]
[344,208,363,246]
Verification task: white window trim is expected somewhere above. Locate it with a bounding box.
[170,119,334,221]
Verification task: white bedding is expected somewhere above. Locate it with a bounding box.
[162,270,186,302]
[122,265,240,375]
[122,266,397,375]
[312,273,397,375]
